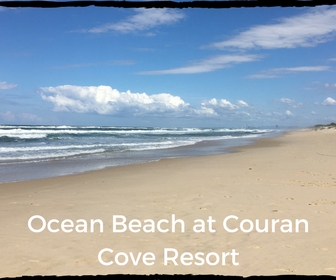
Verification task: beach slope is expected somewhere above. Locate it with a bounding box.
[0,128,336,276]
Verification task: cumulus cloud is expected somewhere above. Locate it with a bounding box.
[193,106,218,117]
[0,111,15,122]
[322,97,336,106]
[199,98,255,121]
[247,65,330,79]
[39,85,258,121]
[85,9,184,34]
[279,98,303,108]
[40,85,191,117]
[0,81,17,90]
[208,7,336,50]
[201,98,238,110]
[237,100,250,107]
[285,110,293,116]
[258,110,297,123]
[138,54,261,75]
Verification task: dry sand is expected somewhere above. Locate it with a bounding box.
[0,128,336,277]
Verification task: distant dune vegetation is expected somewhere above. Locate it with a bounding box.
[312,123,336,130]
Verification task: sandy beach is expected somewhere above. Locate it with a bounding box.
[1,128,336,277]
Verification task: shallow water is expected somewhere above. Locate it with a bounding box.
[0,125,281,183]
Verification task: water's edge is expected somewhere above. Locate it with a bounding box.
[0,127,285,183]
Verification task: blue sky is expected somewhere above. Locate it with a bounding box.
[0,5,336,127]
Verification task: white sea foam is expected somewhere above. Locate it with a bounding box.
[0,125,281,183]
[0,125,275,165]
[0,148,106,161]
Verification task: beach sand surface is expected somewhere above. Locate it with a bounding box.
[1,129,336,277]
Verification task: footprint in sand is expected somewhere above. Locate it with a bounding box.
[316,248,328,251]
[224,196,232,198]
[284,245,296,248]
[291,179,301,183]
[200,207,209,210]
[286,197,294,200]
[248,245,261,249]
[256,195,263,199]
[309,199,336,205]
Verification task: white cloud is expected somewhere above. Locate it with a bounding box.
[274,66,330,72]
[40,85,259,121]
[0,81,17,90]
[40,85,191,117]
[285,110,293,116]
[0,111,15,122]
[20,113,43,123]
[322,97,336,106]
[325,116,336,122]
[138,54,261,75]
[208,7,336,50]
[201,98,239,110]
[279,98,303,108]
[247,73,279,79]
[193,106,218,117]
[272,111,282,117]
[237,100,250,107]
[274,66,328,76]
[325,83,336,88]
[0,111,42,124]
[86,9,184,34]
[247,65,330,79]
[199,98,255,121]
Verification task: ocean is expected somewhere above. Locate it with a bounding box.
[0,125,279,183]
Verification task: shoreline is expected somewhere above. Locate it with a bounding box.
[0,129,281,184]
[0,129,282,185]
[1,128,335,276]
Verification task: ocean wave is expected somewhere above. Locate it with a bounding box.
[0,148,106,162]
[0,125,275,164]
